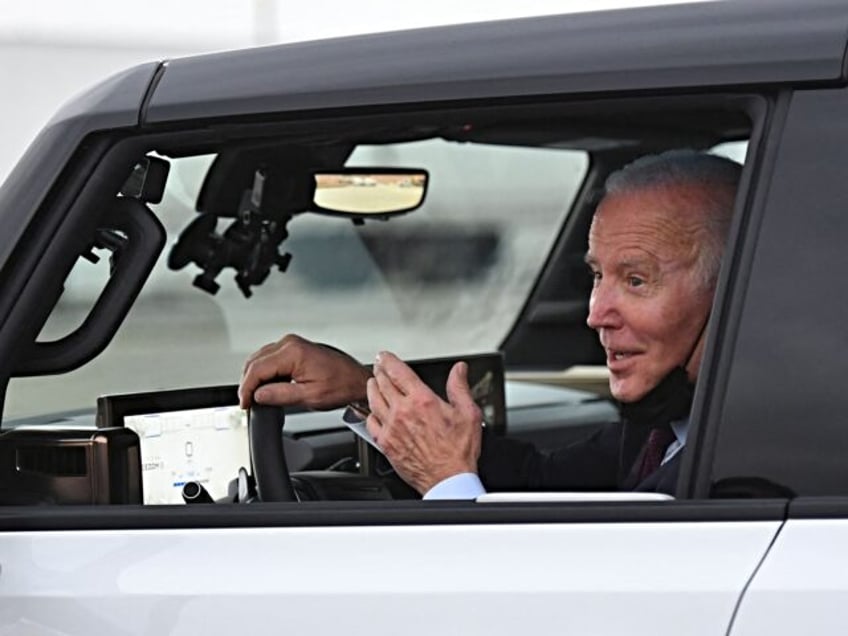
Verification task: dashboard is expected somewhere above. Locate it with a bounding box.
[0,365,616,506]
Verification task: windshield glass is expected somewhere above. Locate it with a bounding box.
[6,139,587,419]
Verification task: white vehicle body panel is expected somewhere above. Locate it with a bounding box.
[0,519,780,635]
[731,519,848,634]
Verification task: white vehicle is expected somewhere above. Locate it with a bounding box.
[0,1,846,633]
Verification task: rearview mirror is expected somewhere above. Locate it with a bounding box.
[312,168,428,217]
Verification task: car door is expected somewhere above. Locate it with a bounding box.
[0,501,782,636]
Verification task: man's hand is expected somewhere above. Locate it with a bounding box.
[239,334,370,410]
[365,351,483,495]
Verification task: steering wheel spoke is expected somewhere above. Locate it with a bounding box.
[248,403,297,502]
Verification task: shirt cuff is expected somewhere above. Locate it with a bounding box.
[423,472,486,500]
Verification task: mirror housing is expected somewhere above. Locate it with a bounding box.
[311,168,428,217]
[120,156,170,204]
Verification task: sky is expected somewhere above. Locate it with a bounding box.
[1,0,705,47]
[0,0,707,178]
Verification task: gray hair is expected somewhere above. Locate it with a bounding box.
[604,149,742,289]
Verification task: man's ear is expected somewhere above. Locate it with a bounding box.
[685,334,705,383]
[684,307,712,382]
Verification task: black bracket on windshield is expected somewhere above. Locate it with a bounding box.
[167,168,293,298]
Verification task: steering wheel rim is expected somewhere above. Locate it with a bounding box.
[248,403,297,502]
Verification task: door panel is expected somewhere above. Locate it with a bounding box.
[0,519,780,635]
[731,518,848,634]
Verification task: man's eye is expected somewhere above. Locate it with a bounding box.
[628,276,645,287]
[590,271,602,284]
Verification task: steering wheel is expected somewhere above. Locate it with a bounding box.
[248,402,297,502]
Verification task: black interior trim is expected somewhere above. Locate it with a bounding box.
[787,497,848,519]
[0,499,787,532]
[15,199,166,375]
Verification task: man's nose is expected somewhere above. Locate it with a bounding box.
[586,283,621,330]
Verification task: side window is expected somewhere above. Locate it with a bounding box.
[338,139,588,356]
[5,141,587,419]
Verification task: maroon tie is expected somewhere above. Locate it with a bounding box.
[636,426,676,482]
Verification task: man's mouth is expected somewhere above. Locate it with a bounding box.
[606,349,641,369]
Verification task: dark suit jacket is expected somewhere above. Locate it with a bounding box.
[477,421,681,496]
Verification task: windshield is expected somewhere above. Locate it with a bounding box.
[6,139,587,419]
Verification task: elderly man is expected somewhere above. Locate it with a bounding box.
[239,150,741,498]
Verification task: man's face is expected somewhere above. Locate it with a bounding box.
[585,185,715,402]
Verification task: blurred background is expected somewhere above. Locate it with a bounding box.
[0,0,703,185]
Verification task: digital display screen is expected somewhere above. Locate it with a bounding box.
[124,404,249,505]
